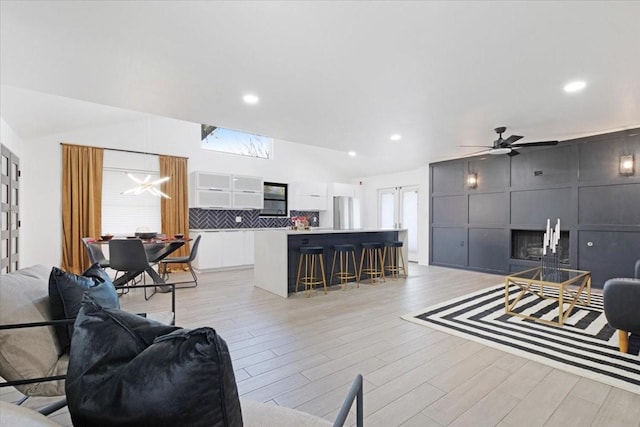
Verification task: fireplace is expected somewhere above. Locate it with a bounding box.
[511,230,569,264]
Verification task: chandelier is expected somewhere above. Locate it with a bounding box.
[122,173,171,198]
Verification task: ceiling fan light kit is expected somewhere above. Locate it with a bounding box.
[489,148,512,155]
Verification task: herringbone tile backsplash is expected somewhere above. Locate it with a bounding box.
[189,208,319,229]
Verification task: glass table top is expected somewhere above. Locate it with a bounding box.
[507,266,589,284]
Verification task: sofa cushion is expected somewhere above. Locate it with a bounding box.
[0,400,62,427]
[66,297,243,427]
[240,398,332,427]
[0,264,67,396]
[48,264,120,354]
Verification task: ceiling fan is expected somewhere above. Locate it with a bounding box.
[462,127,559,156]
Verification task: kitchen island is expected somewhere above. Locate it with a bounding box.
[254,228,407,297]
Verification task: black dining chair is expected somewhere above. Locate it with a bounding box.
[81,237,110,269]
[109,239,158,300]
[159,235,201,288]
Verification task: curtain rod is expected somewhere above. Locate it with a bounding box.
[59,143,188,159]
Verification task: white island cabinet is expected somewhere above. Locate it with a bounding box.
[191,230,254,272]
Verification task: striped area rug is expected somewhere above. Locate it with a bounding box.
[402,283,640,395]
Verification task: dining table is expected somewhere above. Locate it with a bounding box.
[90,236,189,291]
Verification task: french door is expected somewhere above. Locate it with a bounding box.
[1,144,20,273]
[378,186,418,262]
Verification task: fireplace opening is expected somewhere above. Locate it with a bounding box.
[511,229,569,264]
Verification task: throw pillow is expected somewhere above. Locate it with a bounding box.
[48,264,120,354]
[66,297,243,427]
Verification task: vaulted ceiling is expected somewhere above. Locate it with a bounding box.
[1,1,639,173]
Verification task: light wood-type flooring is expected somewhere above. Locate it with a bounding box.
[3,264,640,426]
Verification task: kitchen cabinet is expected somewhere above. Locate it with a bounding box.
[231,174,263,209]
[329,182,357,198]
[232,175,263,193]
[190,172,263,209]
[243,231,255,265]
[191,230,254,271]
[192,172,231,190]
[289,181,328,211]
[191,189,232,209]
[232,192,263,209]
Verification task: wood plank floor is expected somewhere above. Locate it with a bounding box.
[3,264,639,426]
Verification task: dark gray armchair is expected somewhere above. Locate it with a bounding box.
[603,259,640,353]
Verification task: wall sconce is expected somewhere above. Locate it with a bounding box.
[619,154,635,176]
[467,173,478,189]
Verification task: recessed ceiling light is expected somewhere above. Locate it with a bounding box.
[390,134,402,141]
[563,80,586,93]
[348,151,357,157]
[243,94,259,104]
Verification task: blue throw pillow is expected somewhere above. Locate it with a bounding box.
[48,264,119,354]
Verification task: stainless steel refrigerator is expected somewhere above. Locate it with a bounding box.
[333,196,354,229]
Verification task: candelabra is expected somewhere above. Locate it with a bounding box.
[541,218,561,282]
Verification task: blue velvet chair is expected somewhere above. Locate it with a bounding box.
[603,259,640,353]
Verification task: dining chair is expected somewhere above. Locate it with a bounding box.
[159,235,201,288]
[109,239,157,300]
[81,237,110,269]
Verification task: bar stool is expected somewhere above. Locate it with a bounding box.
[330,244,359,290]
[359,242,385,284]
[295,246,328,297]
[383,241,407,280]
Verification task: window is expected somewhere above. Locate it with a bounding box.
[201,125,272,159]
[102,151,162,235]
[260,182,288,216]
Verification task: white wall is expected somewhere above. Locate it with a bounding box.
[356,166,430,265]
[1,117,23,156]
[15,116,378,267]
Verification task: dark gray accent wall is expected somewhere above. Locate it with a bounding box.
[429,128,640,287]
[510,188,573,227]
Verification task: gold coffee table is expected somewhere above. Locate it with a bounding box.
[505,267,591,326]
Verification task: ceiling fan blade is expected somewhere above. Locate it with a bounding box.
[453,149,493,159]
[511,140,559,148]
[507,149,520,157]
[458,145,492,148]
[503,135,524,145]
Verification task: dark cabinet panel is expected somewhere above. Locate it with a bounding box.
[578,183,640,225]
[432,227,467,267]
[579,134,640,183]
[469,156,508,191]
[510,145,574,187]
[469,228,507,272]
[432,162,464,194]
[510,188,573,226]
[432,195,467,225]
[469,192,507,225]
[578,230,640,288]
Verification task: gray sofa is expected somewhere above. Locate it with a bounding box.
[603,259,640,353]
[0,265,361,426]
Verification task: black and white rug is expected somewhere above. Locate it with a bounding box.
[402,284,640,395]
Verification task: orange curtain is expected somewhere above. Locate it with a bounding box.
[61,144,103,273]
[160,155,189,268]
